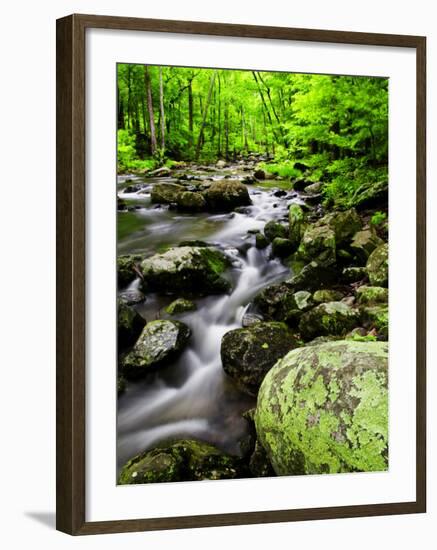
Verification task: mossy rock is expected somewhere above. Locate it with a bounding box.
[221,322,298,396]
[288,204,305,248]
[117,254,142,287]
[264,220,288,242]
[351,180,388,210]
[317,209,362,245]
[176,191,207,212]
[117,300,146,349]
[351,230,384,262]
[299,301,360,341]
[253,282,298,322]
[165,298,197,315]
[205,180,252,212]
[271,237,295,258]
[313,289,344,303]
[249,441,276,477]
[356,286,388,305]
[288,261,338,291]
[360,305,389,340]
[140,246,230,295]
[297,225,336,266]
[118,439,247,484]
[366,243,388,287]
[151,182,184,204]
[122,320,191,378]
[119,286,146,306]
[255,340,388,475]
[342,266,367,283]
[304,182,323,195]
[255,232,270,249]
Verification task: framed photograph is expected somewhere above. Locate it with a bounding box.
[56,14,426,535]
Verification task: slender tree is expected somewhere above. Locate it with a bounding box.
[195,71,217,161]
[144,66,157,155]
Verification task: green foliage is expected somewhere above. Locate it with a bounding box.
[370,211,388,227]
[260,161,300,179]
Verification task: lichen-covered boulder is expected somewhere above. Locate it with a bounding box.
[317,209,362,245]
[119,439,246,484]
[176,191,207,212]
[299,301,360,341]
[122,320,191,378]
[117,300,145,349]
[351,230,384,262]
[288,261,338,291]
[204,180,251,211]
[313,289,344,303]
[298,225,336,266]
[289,204,305,248]
[221,322,298,395]
[151,182,184,204]
[360,305,389,340]
[117,254,142,287]
[140,246,230,295]
[271,237,294,258]
[165,298,197,315]
[366,243,388,287]
[255,340,388,475]
[356,286,388,305]
[264,220,288,242]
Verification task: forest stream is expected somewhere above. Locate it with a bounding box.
[116,165,303,472]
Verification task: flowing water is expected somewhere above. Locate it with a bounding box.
[117,167,302,471]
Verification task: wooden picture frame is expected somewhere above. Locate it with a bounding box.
[56,13,426,535]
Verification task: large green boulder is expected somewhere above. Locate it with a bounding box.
[264,220,288,242]
[119,439,246,484]
[204,180,251,211]
[288,204,305,248]
[366,243,388,287]
[288,261,338,291]
[255,340,388,475]
[117,254,141,287]
[317,209,362,245]
[140,246,230,295]
[271,237,294,258]
[165,298,197,315]
[298,225,336,266]
[299,301,360,340]
[151,182,184,204]
[221,322,298,395]
[118,300,145,349]
[351,230,384,262]
[176,191,207,212]
[122,320,191,378]
[313,289,344,303]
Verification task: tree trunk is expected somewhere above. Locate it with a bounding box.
[188,80,194,149]
[144,66,157,155]
[195,70,217,161]
[159,67,165,151]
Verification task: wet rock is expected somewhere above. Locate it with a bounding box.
[293,290,313,312]
[288,203,305,248]
[165,298,197,315]
[271,237,295,258]
[351,230,384,262]
[292,179,311,192]
[148,166,172,177]
[366,243,388,287]
[249,441,276,477]
[177,240,211,248]
[242,312,264,328]
[117,300,146,349]
[356,286,388,305]
[288,261,338,291]
[293,161,310,172]
[317,208,362,245]
[255,340,389,475]
[151,182,184,204]
[119,287,146,306]
[221,322,298,395]
[117,197,127,211]
[140,246,230,295]
[313,289,344,303]
[298,225,336,266]
[118,439,247,484]
[342,266,368,283]
[299,301,360,340]
[253,282,296,322]
[124,183,142,193]
[242,175,258,184]
[264,220,288,242]
[176,191,207,212]
[254,169,266,180]
[122,320,191,378]
[205,180,252,212]
[117,375,126,395]
[304,181,323,194]
[117,254,142,287]
[273,189,287,197]
[216,159,227,169]
[360,305,389,340]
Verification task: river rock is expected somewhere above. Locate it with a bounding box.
[117,375,126,395]
[288,261,338,291]
[151,182,184,204]
[221,322,298,395]
[242,312,264,328]
[165,298,197,315]
[242,175,258,184]
[117,255,142,287]
[317,208,362,245]
[122,320,191,378]
[118,300,146,349]
[249,441,275,477]
[304,182,323,195]
[298,225,336,266]
[264,220,288,242]
[342,266,368,283]
[271,237,295,258]
[176,191,207,212]
[356,286,388,305]
[313,289,344,303]
[351,229,384,262]
[253,282,296,322]
[351,180,388,210]
[118,439,246,484]
[366,243,388,287]
[288,204,305,248]
[255,232,270,249]
[140,246,230,295]
[204,180,252,211]
[255,340,389,475]
[254,169,266,180]
[148,166,172,178]
[360,305,389,340]
[299,301,360,340]
[216,159,227,169]
[119,287,146,306]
